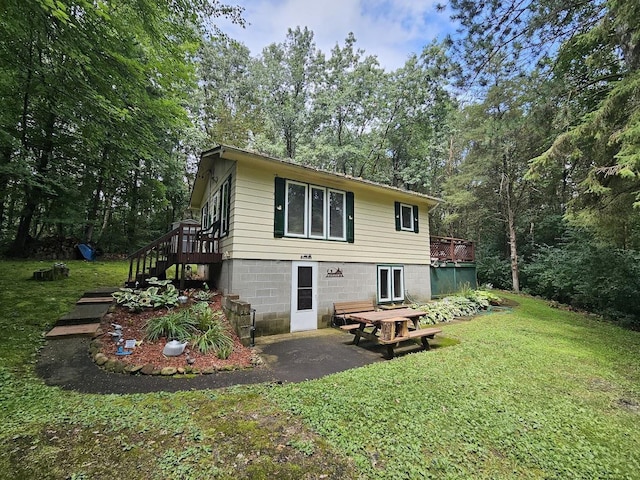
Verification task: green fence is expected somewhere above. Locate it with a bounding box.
[430,262,477,297]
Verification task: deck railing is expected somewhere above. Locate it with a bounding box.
[127,222,222,285]
[430,236,475,262]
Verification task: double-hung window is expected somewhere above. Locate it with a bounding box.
[201,202,210,230]
[377,265,404,303]
[203,176,231,237]
[275,177,354,242]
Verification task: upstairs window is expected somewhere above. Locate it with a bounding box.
[274,177,354,242]
[395,202,419,233]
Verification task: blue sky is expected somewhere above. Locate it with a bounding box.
[216,0,457,71]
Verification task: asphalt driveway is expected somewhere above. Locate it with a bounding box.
[36,328,385,394]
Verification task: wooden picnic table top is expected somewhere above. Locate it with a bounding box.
[348,308,425,324]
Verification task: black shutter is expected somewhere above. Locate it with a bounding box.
[274,177,285,237]
[394,201,401,231]
[346,191,354,243]
[413,205,419,233]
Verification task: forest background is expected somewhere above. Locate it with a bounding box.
[1,0,638,327]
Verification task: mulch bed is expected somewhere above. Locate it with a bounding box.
[97,293,256,372]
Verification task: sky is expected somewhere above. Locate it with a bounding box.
[215,0,457,71]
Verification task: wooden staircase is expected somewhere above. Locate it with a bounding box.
[127,222,222,288]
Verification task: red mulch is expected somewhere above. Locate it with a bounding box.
[98,293,255,372]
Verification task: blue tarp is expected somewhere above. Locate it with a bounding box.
[77,243,96,261]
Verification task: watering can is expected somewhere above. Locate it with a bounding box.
[163,340,188,356]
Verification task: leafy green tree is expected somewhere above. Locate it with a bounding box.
[299,33,384,176]
[253,27,322,159]
[198,37,263,147]
[442,73,552,292]
[0,0,242,255]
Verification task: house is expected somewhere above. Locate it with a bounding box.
[184,144,441,336]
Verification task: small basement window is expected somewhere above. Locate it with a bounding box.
[377,265,404,303]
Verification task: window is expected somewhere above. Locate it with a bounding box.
[274,177,354,242]
[309,186,325,238]
[211,192,220,226]
[286,181,308,237]
[378,265,404,303]
[220,175,231,236]
[201,202,209,229]
[394,202,419,233]
[328,189,346,240]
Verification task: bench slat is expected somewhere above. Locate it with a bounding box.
[408,327,442,338]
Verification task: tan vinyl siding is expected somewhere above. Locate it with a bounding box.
[229,161,431,264]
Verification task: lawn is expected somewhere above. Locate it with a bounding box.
[0,260,638,479]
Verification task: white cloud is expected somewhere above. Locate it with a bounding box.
[215,0,454,71]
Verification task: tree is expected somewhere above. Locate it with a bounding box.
[300,33,384,176]
[253,27,322,159]
[443,73,552,292]
[198,37,262,147]
[0,0,243,255]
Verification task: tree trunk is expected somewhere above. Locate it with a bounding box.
[503,154,520,292]
[9,112,56,256]
[507,205,520,292]
[85,147,108,242]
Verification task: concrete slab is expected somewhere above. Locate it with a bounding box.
[46,323,101,338]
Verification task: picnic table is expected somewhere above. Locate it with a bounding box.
[345,308,442,359]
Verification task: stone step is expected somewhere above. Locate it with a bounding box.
[55,303,111,326]
[45,323,101,339]
[76,296,114,305]
[83,287,119,298]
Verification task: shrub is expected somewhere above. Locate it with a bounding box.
[413,289,501,325]
[145,309,197,341]
[112,278,179,312]
[192,320,234,359]
[522,232,640,328]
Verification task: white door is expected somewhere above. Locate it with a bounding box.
[290,261,318,332]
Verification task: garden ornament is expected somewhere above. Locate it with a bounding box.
[163,339,188,356]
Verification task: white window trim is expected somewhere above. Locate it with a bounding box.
[377,265,405,303]
[285,180,308,238]
[284,181,348,241]
[327,189,347,241]
[400,203,414,232]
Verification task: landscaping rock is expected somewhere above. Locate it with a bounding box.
[140,364,155,375]
[104,359,118,372]
[129,364,144,374]
[202,367,216,374]
[160,367,177,376]
[112,361,126,374]
[177,367,185,374]
[94,353,108,366]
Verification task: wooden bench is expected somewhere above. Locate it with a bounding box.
[379,326,442,358]
[332,300,376,327]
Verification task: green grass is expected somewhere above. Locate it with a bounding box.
[268,295,640,479]
[0,261,639,479]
